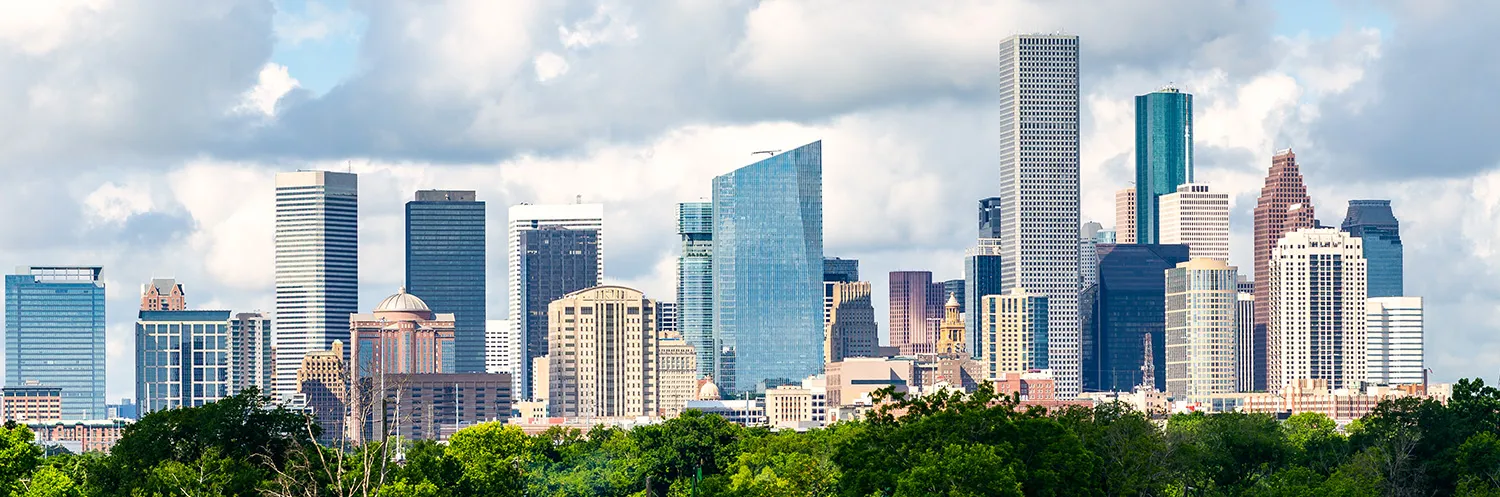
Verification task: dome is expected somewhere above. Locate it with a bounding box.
[696,379,722,401]
[374,287,432,313]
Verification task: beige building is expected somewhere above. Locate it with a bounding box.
[825,357,914,409]
[547,286,696,418]
[765,375,827,431]
[296,341,348,442]
[1165,258,1239,399]
[981,288,1048,379]
[825,281,878,363]
[2,382,62,423]
[1115,187,1137,244]
[1159,183,1230,261]
[1269,229,1367,394]
[348,288,456,379]
[657,333,698,416]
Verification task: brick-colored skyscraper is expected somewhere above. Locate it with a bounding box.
[1252,149,1315,391]
[140,278,185,311]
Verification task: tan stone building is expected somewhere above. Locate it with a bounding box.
[657,332,698,416]
[825,281,878,363]
[1115,187,1137,244]
[981,288,1049,379]
[546,286,696,418]
[296,341,348,442]
[765,376,827,430]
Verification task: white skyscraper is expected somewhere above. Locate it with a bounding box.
[485,319,510,374]
[1160,183,1230,261]
[1366,296,1423,386]
[1269,228,1367,394]
[507,203,604,399]
[1164,258,1239,399]
[998,34,1081,397]
[273,171,358,403]
[1235,291,1255,392]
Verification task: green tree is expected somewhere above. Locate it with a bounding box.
[15,465,83,497]
[894,443,1022,497]
[727,428,847,496]
[445,422,541,497]
[630,410,748,494]
[1165,411,1287,493]
[0,422,43,496]
[1283,412,1346,474]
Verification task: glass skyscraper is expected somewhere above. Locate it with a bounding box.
[1134,87,1194,244]
[978,197,1003,239]
[507,203,603,400]
[136,310,233,417]
[677,202,714,379]
[1086,244,1190,393]
[406,190,486,373]
[5,267,107,420]
[964,239,1003,359]
[274,171,358,403]
[1341,200,1403,297]
[712,141,823,393]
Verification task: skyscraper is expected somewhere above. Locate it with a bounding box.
[1134,87,1194,244]
[998,34,1082,397]
[136,310,233,417]
[1366,296,1423,386]
[405,190,486,373]
[1269,228,1367,394]
[981,288,1048,379]
[889,271,943,355]
[274,171,358,403]
[1234,292,1255,392]
[979,197,1003,239]
[1164,258,1238,399]
[1159,183,1230,261]
[825,281,877,363]
[712,141,824,393]
[484,319,509,374]
[1251,150,1314,391]
[656,302,678,333]
[140,278,186,311]
[546,286,691,417]
[964,239,1003,359]
[1342,200,1403,298]
[942,279,965,315]
[508,204,603,400]
[5,267,106,420]
[823,257,860,327]
[1086,244,1190,393]
[676,202,714,379]
[1115,188,1137,244]
[348,288,456,379]
[231,312,274,396]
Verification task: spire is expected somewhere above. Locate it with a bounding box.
[945,292,959,309]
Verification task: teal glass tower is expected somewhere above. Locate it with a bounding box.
[1134,87,1194,244]
[6,267,107,420]
[712,141,824,394]
[676,202,714,379]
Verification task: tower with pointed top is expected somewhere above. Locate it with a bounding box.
[1251,149,1315,391]
[936,293,966,358]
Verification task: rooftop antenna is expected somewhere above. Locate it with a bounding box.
[346,160,352,173]
[575,194,582,204]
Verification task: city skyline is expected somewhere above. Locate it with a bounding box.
[0,2,1491,404]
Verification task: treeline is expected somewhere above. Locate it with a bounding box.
[3,380,1500,496]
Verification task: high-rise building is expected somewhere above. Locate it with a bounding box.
[546,286,694,417]
[348,288,456,379]
[1252,150,1314,391]
[1164,259,1238,399]
[353,373,511,443]
[274,171,358,403]
[3,383,62,423]
[823,257,859,327]
[1086,244,1190,393]
[712,142,824,393]
[964,239,1003,359]
[979,197,1003,239]
[1134,87,1194,244]
[657,333,699,416]
[1078,226,1102,376]
[405,190,486,373]
[484,319,509,374]
[825,282,877,363]
[1269,228,1366,394]
[998,34,1081,397]
[1366,296,1423,386]
[140,278,186,311]
[1235,292,1255,392]
[136,310,233,417]
[1342,200,1403,298]
[1159,183,1230,261]
[508,203,603,399]
[981,288,1048,379]
[5,267,106,420]
[942,279,965,315]
[1115,188,1137,244]
[889,271,943,355]
[676,201,714,380]
[296,341,347,443]
[230,313,274,395]
[656,302,678,333]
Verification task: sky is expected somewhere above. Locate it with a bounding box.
[0,0,1496,403]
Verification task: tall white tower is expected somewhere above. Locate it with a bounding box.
[1160,183,1231,262]
[1269,228,1367,394]
[507,203,604,399]
[273,171,358,403]
[1366,296,1423,386]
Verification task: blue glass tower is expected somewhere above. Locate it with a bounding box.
[136,310,232,417]
[1134,88,1194,244]
[712,141,823,393]
[964,241,1003,359]
[1085,244,1190,393]
[1341,200,1403,298]
[677,202,715,379]
[406,190,486,373]
[6,267,107,419]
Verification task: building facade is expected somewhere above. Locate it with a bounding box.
[1115,188,1137,244]
[657,333,699,416]
[406,190,486,373]
[2,383,62,422]
[1159,183,1230,261]
[140,278,186,311]
[136,310,233,417]
[1366,296,1423,386]
[1235,291,1256,392]
[935,294,967,358]
[509,204,603,399]
[1164,259,1239,399]
[348,289,456,380]
[965,239,1003,359]
[485,319,508,374]
[656,302,678,333]
[711,142,824,393]
[231,313,274,396]
[1269,228,1367,394]
[354,373,512,443]
[296,341,347,443]
[979,197,1003,239]
[546,286,692,417]
[274,171,358,403]
[676,201,715,379]
[998,34,1081,397]
[1087,244,1190,393]
[1342,200,1403,298]
[1252,150,1315,391]
[5,267,107,419]
[823,257,860,327]
[1134,87,1194,244]
[889,271,944,355]
[825,281,878,363]
[981,288,1049,379]
[765,376,827,431]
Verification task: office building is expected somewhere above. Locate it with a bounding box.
[766,376,828,431]
[979,197,1003,239]
[1160,183,1230,261]
[935,294,967,357]
[998,34,1081,397]
[658,332,699,416]
[406,190,486,373]
[546,286,695,417]
[1367,297,1423,386]
[981,288,1049,379]
[1269,228,1367,394]
[1134,87,1194,244]
[348,288,456,379]
[274,171,358,403]
[484,319,509,374]
[1235,291,1255,392]
[3,382,62,422]
[1094,230,1117,244]
[231,313,274,396]
[825,281,877,363]
[508,203,603,399]
[712,142,824,393]
[27,420,128,453]
[106,399,137,420]
[1086,244,1190,393]
[823,257,860,327]
[140,278,186,311]
[1164,259,1238,399]
[5,267,106,419]
[1342,200,1403,297]
[677,201,715,379]
[136,310,233,417]
[1252,150,1314,391]
[296,341,348,443]
[964,239,1003,359]
[942,279,965,315]
[656,302,678,333]
[1115,188,1137,244]
[889,271,943,355]
[354,373,512,443]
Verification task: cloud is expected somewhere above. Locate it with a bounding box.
[237,63,301,116]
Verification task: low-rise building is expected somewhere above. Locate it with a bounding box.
[2,382,62,423]
[765,376,827,431]
[684,400,765,427]
[29,419,129,453]
[352,373,513,443]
